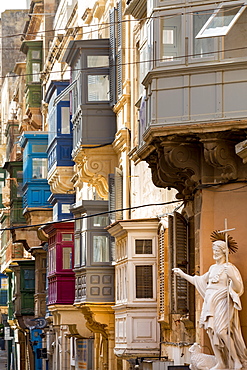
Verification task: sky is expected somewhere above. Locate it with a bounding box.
[0,0,27,15]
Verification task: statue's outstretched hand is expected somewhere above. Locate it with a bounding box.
[172,267,183,276]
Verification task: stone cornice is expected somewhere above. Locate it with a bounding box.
[73,146,117,200]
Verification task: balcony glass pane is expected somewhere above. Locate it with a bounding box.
[32,144,47,153]
[87,55,109,67]
[161,15,181,61]
[32,158,47,179]
[135,265,153,298]
[87,75,110,101]
[61,204,71,214]
[1,278,7,289]
[23,269,35,290]
[32,63,40,82]
[62,233,73,241]
[74,236,80,266]
[193,11,214,58]
[93,235,109,262]
[81,232,86,265]
[135,239,152,254]
[61,107,70,134]
[63,247,72,269]
[49,247,56,273]
[93,215,108,227]
[32,50,40,59]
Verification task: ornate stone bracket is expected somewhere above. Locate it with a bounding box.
[73,146,117,200]
[79,305,108,339]
[201,136,237,180]
[48,166,75,194]
[141,129,247,200]
[146,139,201,200]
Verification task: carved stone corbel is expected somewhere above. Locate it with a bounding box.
[79,305,108,339]
[146,139,201,200]
[201,136,237,180]
[48,166,75,194]
[73,146,117,200]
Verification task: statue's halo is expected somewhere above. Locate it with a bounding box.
[210,230,238,254]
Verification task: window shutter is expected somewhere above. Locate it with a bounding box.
[108,168,123,223]
[169,212,189,314]
[109,8,117,104]
[108,173,116,224]
[117,0,123,98]
[158,226,165,319]
[115,167,123,220]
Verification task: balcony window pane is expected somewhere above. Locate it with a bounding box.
[75,219,81,231]
[87,55,109,67]
[61,204,71,214]
[32,144,47,153]
[32,50,40,59]
[32,63,40,82]
[61,107,70,134]
[136,265,153,298]
[93,235,109,262]
[161,16,181,61]
[49,247,56,273]
[193,12,214,58]
[62,233,73,241]
[23,269,35,290]
[135,239,152,254]
[1,278,7,289]
[74,236,80,266]
[88,75,110,101]
[93,215,108,227]
[32,158,47,179]
[81,232,86,265]
[63,247,72,269]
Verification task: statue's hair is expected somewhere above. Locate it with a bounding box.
[210,230,238,254]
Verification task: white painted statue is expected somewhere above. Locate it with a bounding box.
[173,231,247,370]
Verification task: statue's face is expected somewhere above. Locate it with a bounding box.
[212,242,226,261]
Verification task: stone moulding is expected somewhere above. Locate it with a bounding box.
[73,146,117,200]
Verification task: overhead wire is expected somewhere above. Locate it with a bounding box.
[0,3,242,40]
[1,44,247,82]
[0,199,183,231]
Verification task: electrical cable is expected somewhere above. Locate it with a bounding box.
[0,199,182,231]
[0,4,242,40]
[2,43,247,82]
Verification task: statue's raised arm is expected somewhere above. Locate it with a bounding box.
[173,231,247,370]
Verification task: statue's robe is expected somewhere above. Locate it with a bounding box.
[193,263,247,365]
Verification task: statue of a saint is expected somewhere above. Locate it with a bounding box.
[173,231,247,370]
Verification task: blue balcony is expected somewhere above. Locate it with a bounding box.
[45,81,73,173]
[19,132,52,209]
[49,193,75,222]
